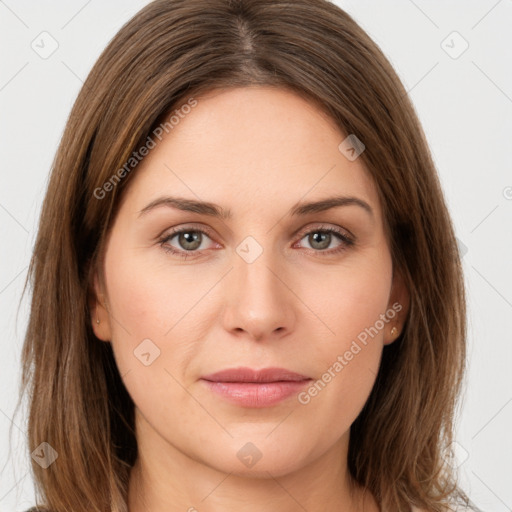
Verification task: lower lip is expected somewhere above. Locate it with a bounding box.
[201,379,311,408]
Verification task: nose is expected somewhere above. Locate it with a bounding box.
[221,245,297,342]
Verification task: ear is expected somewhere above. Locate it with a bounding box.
[88,269,112,342]
[383,267,410,346]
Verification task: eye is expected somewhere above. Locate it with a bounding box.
[158,223,355,260]
[159,227,216,259]
[294,225,355,255]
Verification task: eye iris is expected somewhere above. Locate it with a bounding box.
[309,231,330,250]
[179,231,201,250]
[171,229,340,253]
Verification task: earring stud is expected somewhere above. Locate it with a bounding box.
[390,326,398,337]
[96,319,100,324]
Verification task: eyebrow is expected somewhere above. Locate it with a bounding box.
[138,194,374,219]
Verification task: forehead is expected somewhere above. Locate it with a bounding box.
[119,86,381,220]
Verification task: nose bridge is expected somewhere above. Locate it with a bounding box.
[235,235,286,304]
[222,234,295,339]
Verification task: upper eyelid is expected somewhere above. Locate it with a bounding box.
[162,223,354,245]
[292,223,353,240]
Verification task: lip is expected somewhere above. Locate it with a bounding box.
[201,367,311,383]
[200,367,312,408]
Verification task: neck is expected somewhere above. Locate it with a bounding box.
[127,411,379,512]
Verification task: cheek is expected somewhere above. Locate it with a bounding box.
[101,253,197,423]
[101,243,171,377]
[304,252,392,345]
[102,243,215,387]
[295,254,392,417]
[104,246,190,338]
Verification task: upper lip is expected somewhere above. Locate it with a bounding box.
[201,367,311,383]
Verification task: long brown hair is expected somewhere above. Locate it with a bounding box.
[17,0,479,511]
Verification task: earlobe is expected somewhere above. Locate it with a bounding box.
[384,324,400,346]
[384,268,410,345]
[89,270,112,342]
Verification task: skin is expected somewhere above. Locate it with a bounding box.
[91,86,409,512]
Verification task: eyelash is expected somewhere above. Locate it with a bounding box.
[158,224,355,260]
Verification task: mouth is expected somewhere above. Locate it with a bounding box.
[200,367,312,408]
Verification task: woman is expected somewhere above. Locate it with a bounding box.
[18,0,481,511]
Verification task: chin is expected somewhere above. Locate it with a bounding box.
[213,457,305,479]
[198,436,313,479]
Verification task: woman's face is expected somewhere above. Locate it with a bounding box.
[92,86,407,479]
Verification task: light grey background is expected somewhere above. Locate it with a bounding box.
[1,1,511,511]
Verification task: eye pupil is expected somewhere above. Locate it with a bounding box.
[309,232,330,250]
[165,227,347,257]
[179,231,201,250]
